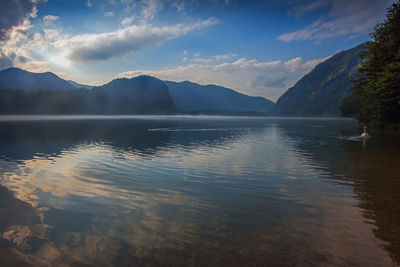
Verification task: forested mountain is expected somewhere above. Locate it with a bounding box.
[0,67,76,91]
[165,81,274,114]
[271,44,365,116]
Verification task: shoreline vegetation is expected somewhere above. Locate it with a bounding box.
[340,0,400,130]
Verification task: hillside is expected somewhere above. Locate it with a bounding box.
[165,81,274,114]
[271,44,365,116]
[92,75,177,114]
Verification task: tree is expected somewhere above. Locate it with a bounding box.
[341,0,400,128]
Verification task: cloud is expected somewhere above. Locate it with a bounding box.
[183,52,238,64]
[0,10,37,70]
[43,15,59,22]
[0,0,36,41]
[104,12,114,17]
[43,15,59,26]
[121,16,134,25]
[59,18,219,62]
[116,56,327,101]
[252,76,288,88]
[190,58,214,63]
[288,0,330,17]
[0,51,13,69]
[140,0,163,22]
[215,53,238,61]
[0,6,219,80]
[171,1,185,12]
[278,0,393,42]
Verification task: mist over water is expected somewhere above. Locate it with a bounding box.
[0,116,399,266]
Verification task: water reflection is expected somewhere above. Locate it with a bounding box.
[0,116,398,266]
[275,119,400,265]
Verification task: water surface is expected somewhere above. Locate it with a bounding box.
[0,116,399,266]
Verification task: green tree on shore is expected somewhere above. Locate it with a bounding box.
[341,0,400,128]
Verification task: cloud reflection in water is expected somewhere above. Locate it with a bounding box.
[0,117,398,266]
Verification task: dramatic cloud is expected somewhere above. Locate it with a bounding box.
[0,0,36,41]
[1,17,219,68]
[278,0,393,42]
[60,18,219,62]
[0,6,37,70]
[117,56,327,101]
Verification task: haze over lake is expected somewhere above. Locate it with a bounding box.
[0,116,399,266]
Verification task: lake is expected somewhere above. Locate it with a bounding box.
[0,116,399,266]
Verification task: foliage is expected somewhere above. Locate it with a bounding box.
[341,0,400,128]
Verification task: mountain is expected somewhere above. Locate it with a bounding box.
[165,81,274,115]
[271,44,365,116]
[0,75,177,114]
[67,80,93,89]
[0,67,274,115]
[0,67,76,91]
[91,75,177,114]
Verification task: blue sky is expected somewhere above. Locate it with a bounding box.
[0,0,394,101]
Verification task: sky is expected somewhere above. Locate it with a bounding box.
[0,0,395,101]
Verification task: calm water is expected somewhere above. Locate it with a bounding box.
[0,116,399,266]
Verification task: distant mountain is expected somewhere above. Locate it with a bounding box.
[91,75,177,114]
[165,81,274,114]
[271,44,365,116]
[0,75,177,114]
[0,67,76,91]
[0,67,275,115]
[67,80,92,89]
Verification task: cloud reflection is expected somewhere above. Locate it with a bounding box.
[0,117,398,265]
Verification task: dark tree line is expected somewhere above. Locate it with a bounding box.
[0,88,176,114]
[341,0,400,128]
[0,89,90,114]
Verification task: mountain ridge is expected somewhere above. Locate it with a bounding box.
[0,67,76,91]
[0,67,275,115]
